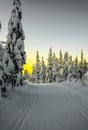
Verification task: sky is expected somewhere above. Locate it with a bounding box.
[0,0,88,73]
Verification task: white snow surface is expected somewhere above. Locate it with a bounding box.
[0,81,88,130]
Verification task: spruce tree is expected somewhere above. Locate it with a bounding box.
[83,59,87,74]
[40,57,46,83]
[32,64,36,83]
[82,60,88,80]
[79,50,84,76]
[53,58,59,82]
[79,50,84,68]
[47,47,53,83]
[63,51,69,64]
[67,56,80,82]
[81,50,83,63]
[52,52,56,64]
[60,51,69,80]
[74,56,78,67]
[4,0,26,86]
[69,55,73,64]
[34,51,41,83]
[59,50,63,68]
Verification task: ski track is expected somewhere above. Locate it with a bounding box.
[9,95,33,130]
[0,83,88,130]
[74,103,88,121]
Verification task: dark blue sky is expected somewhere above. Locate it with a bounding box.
[0,0,88,64]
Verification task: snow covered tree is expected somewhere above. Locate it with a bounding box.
[69,55,73,64]
[0,21,5,89]
[53,58,59,82]
[67,62,80,82]
[0,21,8,96]
[82,60,88,80]
[31,64,36,83]
[79,50,84,69]
[52,52,56,64]
[52,52,59,82]
[63,51,69,64]
[58,50,63,68]
[40,57,46,83]
[59,64,68,80]
[67,54,84,82]
[46,47,53,83]
[33,51,41,83]
[4,0,26,87]
[83,59,88,75]
[74,56,78,67]
[59,51,69,80]
[81,50,83,63]
[78,50,84,76]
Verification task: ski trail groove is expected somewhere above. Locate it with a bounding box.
[9,95,33,130]
[74,103,88,120]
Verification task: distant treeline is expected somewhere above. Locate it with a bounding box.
[24,48,88,83]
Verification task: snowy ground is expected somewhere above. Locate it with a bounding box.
[0,81,88,130]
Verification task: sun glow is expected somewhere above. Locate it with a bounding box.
[23,61,32,74]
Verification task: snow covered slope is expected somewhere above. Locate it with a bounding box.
[0,81,88,130]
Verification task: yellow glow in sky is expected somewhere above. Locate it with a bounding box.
[23,59,33,74]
